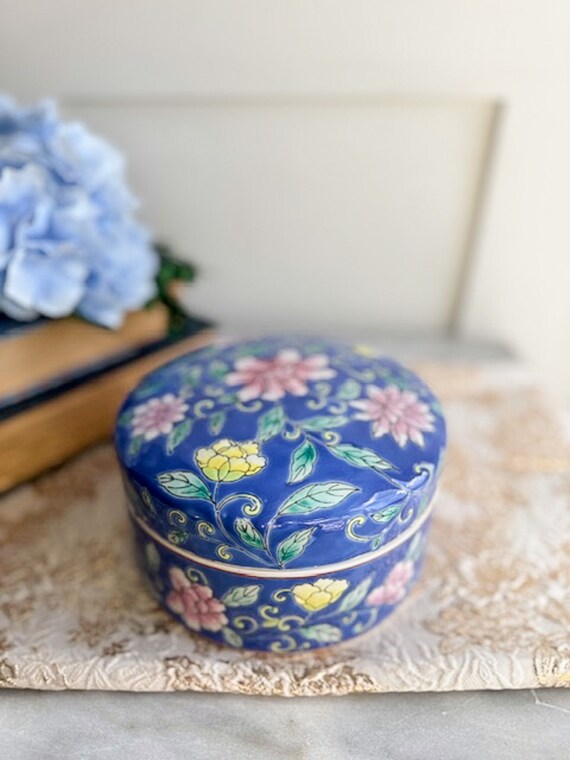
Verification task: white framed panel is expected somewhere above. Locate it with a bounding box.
[63,100,493,335]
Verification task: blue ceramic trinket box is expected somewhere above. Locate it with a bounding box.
[115,336,446,652]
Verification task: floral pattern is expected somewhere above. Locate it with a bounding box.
[195,439,266,483]
[116,337,445,573]
[225,349,336,401]
[156,442,358,568]
[155,523,422,651]
[132,394,189,441]
[166,567,228,632]
[351,385,435,447]
[292,579,349,612]
[366,560,414,606]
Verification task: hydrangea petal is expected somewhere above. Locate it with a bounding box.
[0,96,158,326]
[5,246,87,318]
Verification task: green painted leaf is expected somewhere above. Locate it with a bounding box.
[302,342,328,353]
[257,405,285,441]
[127,435,144,459]
[430,399,443,416]
[117,410,134,426]
[209,360,229,379]
[166,419,193,453]
[208,410,227,436]
[407,533,423,562]
[141,488,157,516]
[167,529,188,545]
[235,518,264,549]
[157,471,211,501]
[371,535,383,550]
[184,366,203,387]
[336,379,362,400]
[144,542,161,572]
[299,624,343,644]
[234,344,270,357]
[132,381,163,400]
[338,576,374,612]
[222,584,262,607]
[299,415,348,432]
[372,505,401,523]
[221,627,243,648]
[204,384,224,397]
[276,528,315,565]
[288,440,317,484]
[330,443,395,472]
[278,482,357,515]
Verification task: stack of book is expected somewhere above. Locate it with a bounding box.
[0,306,211,493]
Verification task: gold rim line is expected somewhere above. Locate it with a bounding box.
[128,497,435,579]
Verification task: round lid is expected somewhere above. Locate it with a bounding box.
[115,335,446,570]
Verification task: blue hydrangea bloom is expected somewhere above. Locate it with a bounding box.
[0,95,158,327]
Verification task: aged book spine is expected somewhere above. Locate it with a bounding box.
[0,330,213,493]
[0,306,170,404]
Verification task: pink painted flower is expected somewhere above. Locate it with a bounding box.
[225,349,336,402]
[366,560,414,606]
[131,393,189,441]
[166,567,228,632]
[351,385,435,447]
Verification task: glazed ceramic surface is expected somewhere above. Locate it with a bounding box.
[115,336,446,652]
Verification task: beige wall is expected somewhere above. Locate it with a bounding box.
[1,1,568,398]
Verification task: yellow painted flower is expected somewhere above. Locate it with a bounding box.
[353,343,379,358]
[195,439,267,483]
[292,578,349,612]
